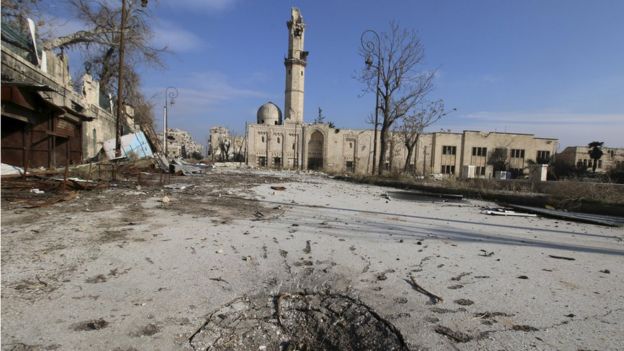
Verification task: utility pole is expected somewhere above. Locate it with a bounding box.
[115,0,128,158]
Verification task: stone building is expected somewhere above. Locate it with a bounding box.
[557,146,624,172]
[160,128,203,159]
[244,8,559,178]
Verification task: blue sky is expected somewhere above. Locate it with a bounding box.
[50,0,623,149]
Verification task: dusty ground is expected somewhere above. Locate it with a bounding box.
[1,168,623,350]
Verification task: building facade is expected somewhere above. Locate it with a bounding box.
[244,8,559,178]
[557,146,624,172]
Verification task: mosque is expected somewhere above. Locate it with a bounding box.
[243,8,558,178]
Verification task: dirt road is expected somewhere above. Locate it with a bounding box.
[2,169,623,350]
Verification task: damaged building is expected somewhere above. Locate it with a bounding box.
[243,8,559,178]
[159,128,204,159]
[1,20,150,170]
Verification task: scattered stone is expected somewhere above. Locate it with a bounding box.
[303,240,311,254]
[447,284,463,290]
[599,269,610,274]
[279,249,288,258]
[517,275,529,280]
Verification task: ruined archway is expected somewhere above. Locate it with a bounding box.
[307,130,324,170]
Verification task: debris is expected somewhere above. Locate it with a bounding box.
[434,325,472,343]
[71,318,109,331]
[565,313,575,318]
[481,208,537,217]
[270,185,286,191]
[161,196,171,204]
[517,275,529,279]
[29,188,45,194]
[450,272,471,281]
[376,272,388,281]
[447,284,463,290]
[303,240,311,254]
[548,255,575,261]
[133,323,160,337]
[454,299,474,306]
[209,277,228,283]
[599,269,611,274]
[479,249,494,257]
[393,297,408,304]
[254,211,264,218]
[406,275,443,304]
[511,325,539,332]
[505,204,624,227]
[164,183,193,190]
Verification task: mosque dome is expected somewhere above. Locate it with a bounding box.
[257,102,282,125]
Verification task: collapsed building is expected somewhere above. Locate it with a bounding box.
[1,20,156,170]
[242,8,559,178]
[159,128,204,159]
[208,126,245,161]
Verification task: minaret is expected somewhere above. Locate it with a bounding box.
[284,7,308,124]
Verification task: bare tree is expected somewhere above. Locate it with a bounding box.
[43,0,166,130]
[396,100,449,173]
[359,22,435,175]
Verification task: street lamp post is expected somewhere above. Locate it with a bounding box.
[360,29,381,175]
[162,86,178,157]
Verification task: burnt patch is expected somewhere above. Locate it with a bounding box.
[189,291,409,351]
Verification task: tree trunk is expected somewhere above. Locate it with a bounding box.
[377,126,388,175]
[592,159,597,173]
[403,145,413,173]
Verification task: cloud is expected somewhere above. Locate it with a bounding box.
[162,0,237,12]
[151,19,204,52]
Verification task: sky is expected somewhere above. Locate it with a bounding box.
[47,0,624,150]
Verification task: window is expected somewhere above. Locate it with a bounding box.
[345,161,354,172]
[292,143,296,150]
[273,157,281,167]
[536,150,550,164]
[277,137,281,144]
[472,147,487,157]
[598,160,603,168]
[476,166,486,176]
[442,145,457,155]
[441,165,455,174]
[511,149,525,158]
[258,156,266,167]
[583,159,588,167]
[261,136,265,143]
[349,142,353,149]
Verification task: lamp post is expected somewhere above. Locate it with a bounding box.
[115,0,149,158]
[360,29,381,175]
[162,86,178,157]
